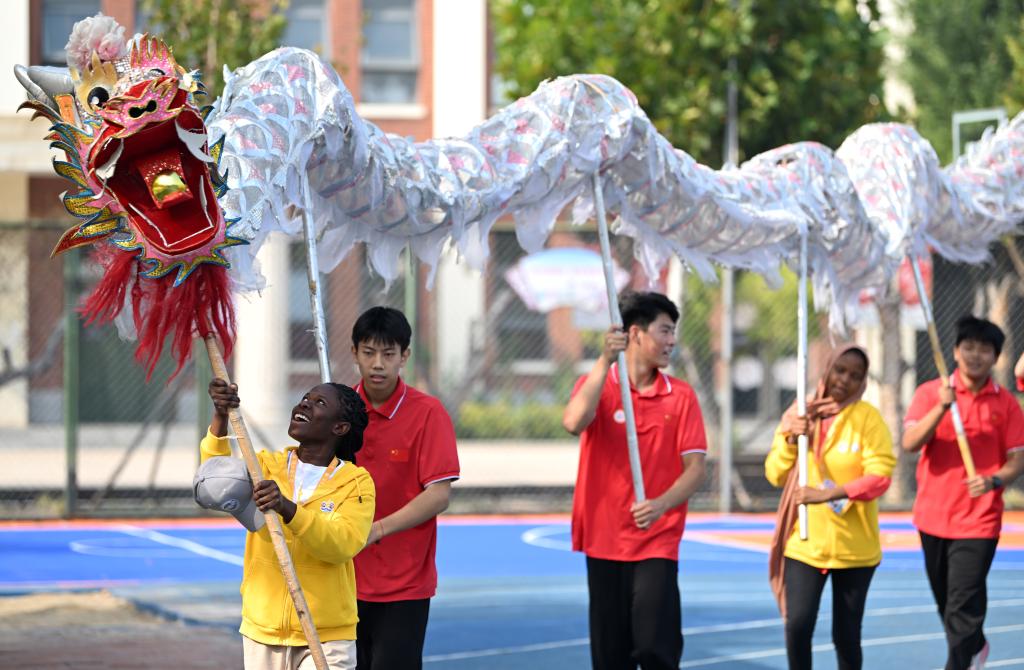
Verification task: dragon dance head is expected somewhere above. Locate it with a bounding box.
[16,14,241,377]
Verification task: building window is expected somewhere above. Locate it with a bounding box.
[282,0,328,54]
[41,0,100,66]
[360,0,418,104]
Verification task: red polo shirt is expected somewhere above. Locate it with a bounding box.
[571,364,707,562]
[353,378,460,601]
[905,370,1024,539]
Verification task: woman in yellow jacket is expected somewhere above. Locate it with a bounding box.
[765,344,896,670]
[203,378,375,670]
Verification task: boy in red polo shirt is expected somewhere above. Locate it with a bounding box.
[563,291,707,670]
[349,307,460,670]
[903,316,1024,670]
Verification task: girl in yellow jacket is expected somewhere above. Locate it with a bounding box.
[765,344,896,670]
[204,378,375,670]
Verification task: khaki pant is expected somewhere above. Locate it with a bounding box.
[242,636,356,670]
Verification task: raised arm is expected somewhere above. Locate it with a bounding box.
[902,383,954,453]
[562,327,626,435]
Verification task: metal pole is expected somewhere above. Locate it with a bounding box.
[63,249,80,518]
[719,56,739,514]
[302,189,332,383]
[797,230,809,540]
[908,254,976,477]
[404,245,417,383]
[593,172,646,501]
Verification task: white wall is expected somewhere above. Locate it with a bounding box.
[432,0,488,139]
[0,2,31,424]
[0,1,52,174]
[0,225,28,427]
[0,2,30,114]
[432,0,488,383]
[234,234,292,447]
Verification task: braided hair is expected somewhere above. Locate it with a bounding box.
[328,383,369,464]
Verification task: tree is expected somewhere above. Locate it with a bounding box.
[900,0,1024,162]
[140,0,288,103]
[491,0,887,167]
[1006,15,1024,113]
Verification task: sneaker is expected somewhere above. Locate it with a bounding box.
[970,641,989,670]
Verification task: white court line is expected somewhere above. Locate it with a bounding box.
[680,623,1024,668]
[933,658,1024,669]
[424,600,1024,664]
[424,637,592,663]
[112,523,244,566]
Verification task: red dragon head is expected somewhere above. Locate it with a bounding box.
[17,15,241,376]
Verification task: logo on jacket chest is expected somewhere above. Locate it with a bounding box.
[835,441,861,454]
[320,500,335,513]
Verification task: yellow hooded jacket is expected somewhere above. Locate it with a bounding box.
[201,432,375,645]
[765,401,895,569]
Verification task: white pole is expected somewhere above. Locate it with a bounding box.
[592,172,646,502]
[719,55,739,514]
[797,230,809,541]
[302,187,332,384]
[720,268,734,514]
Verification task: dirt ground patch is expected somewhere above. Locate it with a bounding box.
[0,591,241,669]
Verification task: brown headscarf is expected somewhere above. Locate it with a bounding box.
[768,343,870,618]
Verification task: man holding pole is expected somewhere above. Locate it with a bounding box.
[562,291,707,670]
[903,316,1024,670]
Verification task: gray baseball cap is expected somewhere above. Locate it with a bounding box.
[193,457,266,532]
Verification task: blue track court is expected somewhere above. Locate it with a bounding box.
[2,513,1023,669]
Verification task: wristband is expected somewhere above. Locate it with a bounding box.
[991,475,1004,491]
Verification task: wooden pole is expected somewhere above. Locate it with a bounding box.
[202,334,330,670]
[908,254,976,478]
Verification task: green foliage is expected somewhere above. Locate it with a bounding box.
[1004,15,1024,114]
[736,266,818,360]
[900,0,1024,162]
[492,0,887,166]
[456,400,567,439]
[140,0,288,102]
[678,270,718,357]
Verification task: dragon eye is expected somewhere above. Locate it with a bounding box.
[147,68,166,78]
[88,86,110,109]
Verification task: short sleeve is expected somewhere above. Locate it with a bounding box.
[904,381,936,428]
[1002,395,1024,456]
[417,401,460,488]
[676,389,707,455]
[569,374,616,437]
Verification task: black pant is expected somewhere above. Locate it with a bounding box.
[585,556,682,670]
[919,532,999,670]
[783,557,876,670]
[356,598,430,670]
